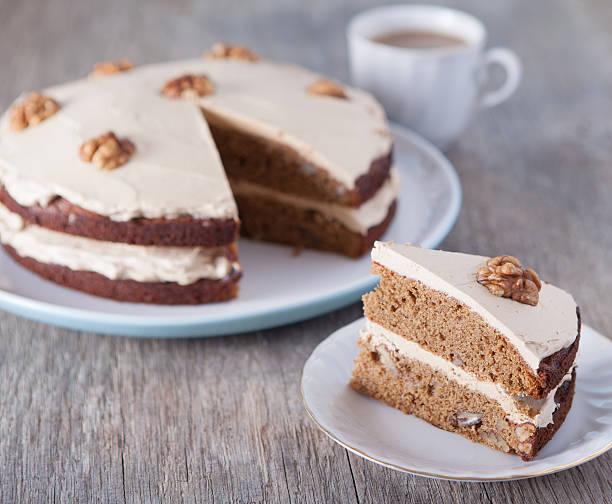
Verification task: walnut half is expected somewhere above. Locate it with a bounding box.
[90,59,134,78]
[162,74,215,99]
[204,42,259,62]
[307,78,347,99]
[79,131,135,171]
[9,92,59,131]
[477,255,542,306]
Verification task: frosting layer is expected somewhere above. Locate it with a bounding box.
[371,242,578,371]
[0,203,238,285]
[0,58,392,221]
[229,169,400,234]
[363,319,573,427]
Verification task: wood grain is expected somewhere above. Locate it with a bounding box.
[0,0,610,502]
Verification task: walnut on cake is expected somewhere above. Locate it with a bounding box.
[90,58,134,77]
[9,92,59,131]
[162,74,215,99]
[203,42,259,62]
[477,255,542,306]
[306,78,347,99]
[79,131,135,171]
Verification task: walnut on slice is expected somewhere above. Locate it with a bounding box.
[306,78,347,99]
[477,255,542,306]
[162,74,215,99]
[203,42,259,62]
[9,92,60,131]
[79,131,135,171]
[90,59,134,78]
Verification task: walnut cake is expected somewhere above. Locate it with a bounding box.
[351,242,579,460]
[0,45,397,303]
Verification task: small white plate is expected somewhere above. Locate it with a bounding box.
[301,318,612,481]
[0,124,461,337]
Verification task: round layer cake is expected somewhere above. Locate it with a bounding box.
[0,45,397,304]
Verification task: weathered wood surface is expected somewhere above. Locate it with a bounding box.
[0,0,610,502]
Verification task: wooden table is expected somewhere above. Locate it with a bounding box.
[1,0,610,502]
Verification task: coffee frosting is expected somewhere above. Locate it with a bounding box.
[0,58,392,221]
[0,203,238,285]
[371,241,578,371]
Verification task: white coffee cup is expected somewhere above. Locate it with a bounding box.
[347,5,521,149]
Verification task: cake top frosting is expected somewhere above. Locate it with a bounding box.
[371,241,579,371]
[0,57,392,222]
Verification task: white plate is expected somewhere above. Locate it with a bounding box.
[301,318,612,481]
[0,124,461,337]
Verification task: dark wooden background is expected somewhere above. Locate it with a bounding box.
[0,0,610,502]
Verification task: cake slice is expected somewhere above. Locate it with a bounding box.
[351,242,580,460]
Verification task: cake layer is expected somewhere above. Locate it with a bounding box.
[364,265,580,399]
[0,203,240,285]
[0,58,392,222]
[0,185,239,247]
[363,319,572,427]
[235,194,396,258]
[4,244,241,304]
[371,242,579,369]
[205,108,392,206]
[230,170,399,235]
[351,321,576,460]
[368,242,580,398]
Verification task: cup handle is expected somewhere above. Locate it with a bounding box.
[479,47,522,108]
